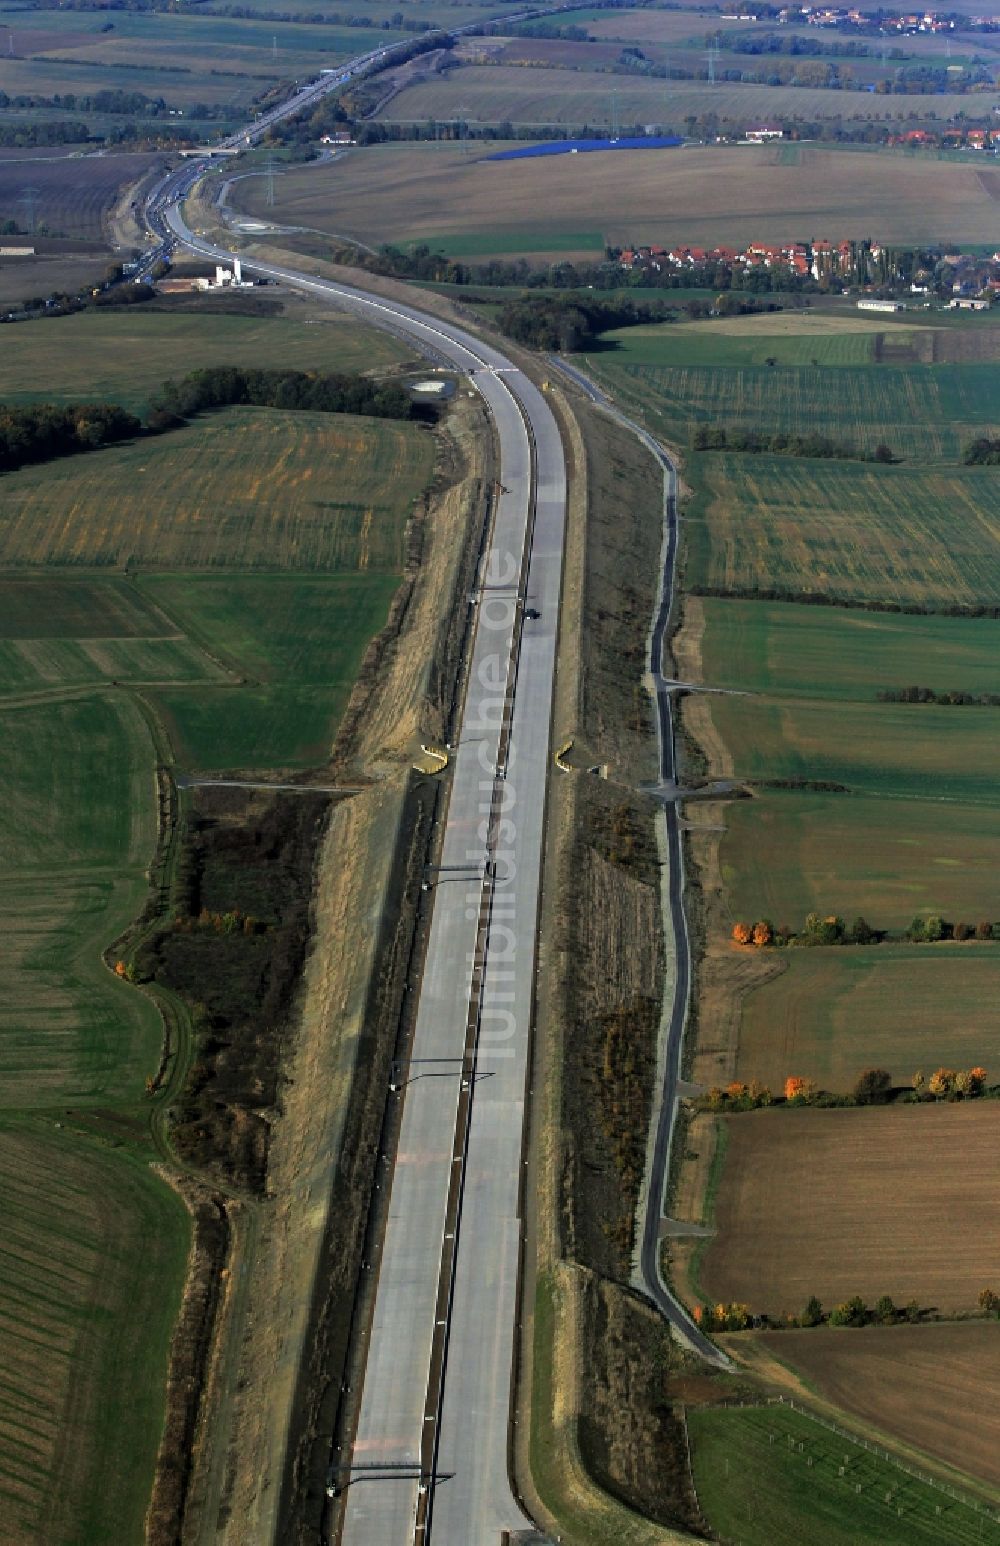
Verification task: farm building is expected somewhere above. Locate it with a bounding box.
[745,125,784,142]
[857,298,905,313]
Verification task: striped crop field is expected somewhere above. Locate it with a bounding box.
[688,1400,1000,1546]
[0,407,433,572]
[591,360,1000,465]
[377,64,990,130]
[683,455,1000,608]
[693,597,1000,703]
[0,1121,189,1546]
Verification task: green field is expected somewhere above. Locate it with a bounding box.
[737,944,1000,1091]
[0,1120,189,1546]
[708,692,1000,805]
[140,573,400,768]
[0,308,439,1535]
[0,679,187,1542]
[0,310,409,412]
[695,598,1000,703]
[597,325,882,369]
[0,407,433,571]
[687,1404,1000,1546]
[591,355,1000,465]
[723,790,1000,931]
[680,454,1000,608]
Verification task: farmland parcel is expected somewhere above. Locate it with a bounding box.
[598,308,1000,1497]
[228,140,1000,259]
[0,303,442,1538]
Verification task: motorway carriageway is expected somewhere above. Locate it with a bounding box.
[164,202,565,1544]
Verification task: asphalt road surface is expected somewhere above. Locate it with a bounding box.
[551,360,728,1369]
[159,199,567,1542]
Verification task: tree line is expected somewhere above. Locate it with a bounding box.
[733,912,1000,949]
[964,436,1000,465]
[148,365,412,428]
[693,425,897,463]
[0,403,141,474]
[495,292,674,352]
[0,366,413,476]
[700,1063,991,1115]
[876,686,1000,706]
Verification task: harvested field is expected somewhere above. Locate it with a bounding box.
[700,1104,1000,1314]
[736,943,1000,1091]
[0,407,433,570]
[378,64,989,132]
[0,150,160,241]
[0,253,110,310]
[0,1121,189,1546]
[682,455,1000,606]
[754,1322,1000,1493]
[232,139,1000,254]
[688,1401,1000,1546]
[0,307,409,410]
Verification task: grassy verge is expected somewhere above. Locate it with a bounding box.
[688,1403,1000,1546]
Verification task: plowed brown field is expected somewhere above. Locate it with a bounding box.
[701,1104,1000,1315]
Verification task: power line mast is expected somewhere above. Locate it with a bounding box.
[18,185,39,233]
[264,156,276,207]
[610,89,621,140]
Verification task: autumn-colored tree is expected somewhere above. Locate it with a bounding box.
[928,1067,955,1098]
[692,1304,704,1324]
[829,1295,868,1328]
[726,1080,748,1102]
[114,959,127,978]
[732,920,752,945]
[912,1069,926,1094]
[784,1075,817,1102]
[752,919,773,947]
[725,1303,751,1331]
[976,920,993,941]
[954,1068,975,1097]
[979,1287,1000,1317]
[954,921,972,942]
[971,1066,988,1091]
[748,1079,772,1107]
[706,1086,726,1110]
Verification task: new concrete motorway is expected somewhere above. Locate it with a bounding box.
[159,191,566,1542]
